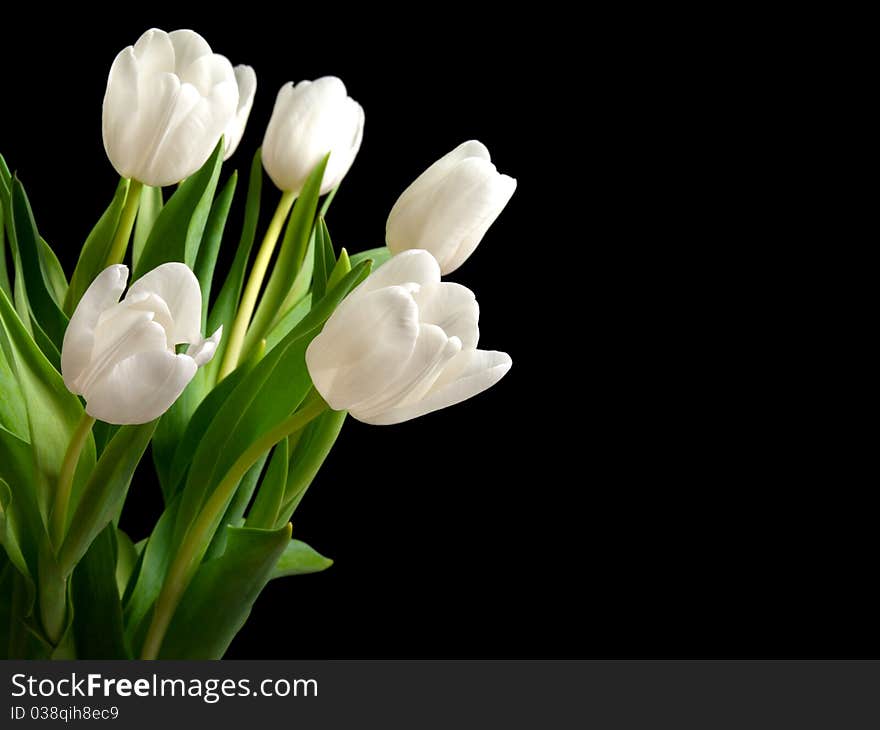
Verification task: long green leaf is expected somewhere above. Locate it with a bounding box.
[349,245,391,270]
[132,185,163,273]
[0,201,11,299]
[244,440,288,528]
[11,179,68,350]
[71,524,130,658]
[242,156,328,360]
[270,539,333,579]
[64,178,129,316]
[204,149,263,386]
[58,422,155,575]
[172,261,369,548]
[0,288,94,524]
[38,238,67,307]
[204,453,268,561]
[159,524,290,659]
[133,139,224,280]
[195,171,237,331]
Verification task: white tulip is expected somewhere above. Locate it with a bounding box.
[61,263,222,425]
[386,141,516,274]
[102,28,239,187]
[223,65,257,160]
[306,250,511,425]
[262,77,364,195]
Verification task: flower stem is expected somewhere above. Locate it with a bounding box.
[217,190,297,381]
[104,178,143,268]
[50,413,95,550]
[140,394,328,659]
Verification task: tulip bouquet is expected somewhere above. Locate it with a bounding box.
[0,28,514,659]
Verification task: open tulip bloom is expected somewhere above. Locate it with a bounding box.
[0,26,514,660]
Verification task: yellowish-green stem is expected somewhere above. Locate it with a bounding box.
[217,190,297,381]
[104,178,143,268]
[140,394,328,659]
[50,413,95,551]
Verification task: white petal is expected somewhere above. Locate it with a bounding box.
[412,282,480,349]
[127,262,203,344]
[102,49,141,178]
[61,265,128,393]
[358,349,511,426]
[187,326,223,366]
[443,173,516,274]
[84,351,198,425]
[350,324,461,421]
[353,249,441,299]
[224,65,256,160]
[387,140,490,230]
[168,29,212,74]
[132,28,175,74]
[306,286,419,410]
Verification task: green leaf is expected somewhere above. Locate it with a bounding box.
[122,493,180,646]
[242,155,328,360]
[38,238,67,307]
[312,217,337,302]
[132,185,163,273]
[245,440,288,529]
[58,422,155,576]
[277,409,347,525]
[10,179,68,351]
[0,287,95,524]
[171,261,369,549]
[159,523,290,659]
[166,352,259,496]
[64,178,129,316]
[0,201,11,300]
[204,453,268,561]
[71,524,130,658]
[264,294,311,353]
[195,171,237,331]
[115,529,138,598]
[349,245,391,270]
[271,538,333,579]
[327,248,351,292]
[133,139,224,280]
[0,325,27,440]
[204,149,263,387]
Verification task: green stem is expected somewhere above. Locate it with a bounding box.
[140,394,328,659]
[104,178,143,268]
[50,413,95,550]
[218,190,297,381]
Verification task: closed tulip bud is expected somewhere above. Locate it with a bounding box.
[262,77,364,195]
[386,141,516,275]
[61,263,222,425]
[306,250,511,425]
[223,65,257,160]
[102,28,240,187]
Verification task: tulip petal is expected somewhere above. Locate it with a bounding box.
[443,172,517,274]
[168,29,212,74]
[127,262,202,344]
[102,49,141,178]
[351,324,461,421]
[61,265,128,392]
[354,249,441,298]
[306,286,420,410]
[412,282,480,349]
[84,350,198,425]
[186,326,223,366]
[224,65,257,160]
[132,28,175,74]
[386,140,490,231]
[358,349,511,426]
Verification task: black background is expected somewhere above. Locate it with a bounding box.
[1,11,869,659]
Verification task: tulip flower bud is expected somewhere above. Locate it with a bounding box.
[223,65,257,160]
[102,28,240,187]
[262,77,364,195]
[386,141,516,275]
[305,250,511,425]
[61,263,222,425]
